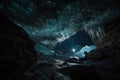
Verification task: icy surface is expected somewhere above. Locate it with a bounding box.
[1,0,120,51]
[74,45,96,58]
[35,44,55,55]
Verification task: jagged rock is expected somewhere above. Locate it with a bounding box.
[59,17,120,80]
[21,62,70,80]
[83,17,120,80]
[93,17,120,48]
[0,12,37,80]
[85,44,120,80]
[0,12,70,80]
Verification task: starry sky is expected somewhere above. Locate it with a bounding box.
[55,30,94,53]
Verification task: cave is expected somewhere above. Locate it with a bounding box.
[0,0,120,80]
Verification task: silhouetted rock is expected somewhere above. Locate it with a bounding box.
[83,17,120,80]
[0,12,37,80]
[22,62,70,80]
[58,65,101,80]
[0,12,70,80]
[57,17,120,80]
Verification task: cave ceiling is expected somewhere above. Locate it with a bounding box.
[0,0,120,48]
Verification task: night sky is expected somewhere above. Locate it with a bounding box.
[55,30,94,53]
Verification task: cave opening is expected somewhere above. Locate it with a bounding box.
[1,0,120,80]
[54,29,96,58]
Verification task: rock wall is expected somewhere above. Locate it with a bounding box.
[0,12,70,80]
[84,17,120,80]
[93,17,120,48]
[0,12,37,80]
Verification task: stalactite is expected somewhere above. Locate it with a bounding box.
[90,30,95,41]
[101,29,106,37]
[98,28,102,40]
[98,28,104,40]
[96,31,101,41]
[88,30,94,42]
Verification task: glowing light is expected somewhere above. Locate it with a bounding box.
[72,48,76,53]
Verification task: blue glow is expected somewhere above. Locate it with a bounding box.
[72,48,76,53]
[74,45,96,58]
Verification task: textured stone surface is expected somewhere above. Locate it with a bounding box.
[0,12,37,80]
[22,62,70,80]
[58,17,120,80]
[1,0,120,48]
[93,17,120,48]
[0,0,120,79]
[0,12,70,80]
[84,17,120,80]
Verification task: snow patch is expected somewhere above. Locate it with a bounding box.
[74,45,96,58]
